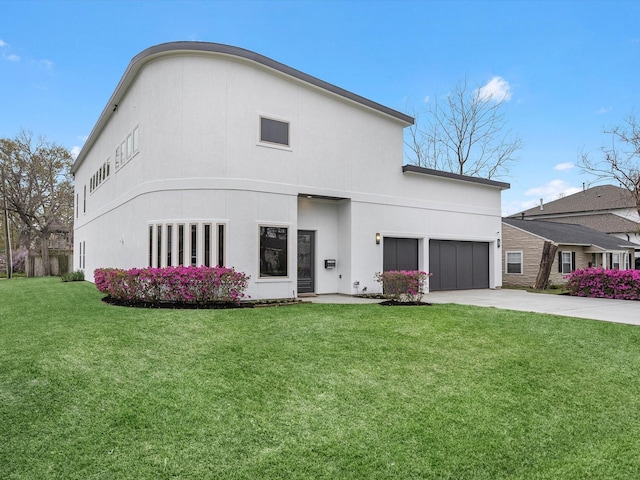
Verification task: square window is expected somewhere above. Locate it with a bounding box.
[260,117,289,146]
[260,226,288,277]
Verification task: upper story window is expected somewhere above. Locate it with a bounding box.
[259,116,289,147]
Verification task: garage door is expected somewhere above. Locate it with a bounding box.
[383,237,419,272]
[429,240,489,291]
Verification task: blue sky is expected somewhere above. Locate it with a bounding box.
[1,0,638,214]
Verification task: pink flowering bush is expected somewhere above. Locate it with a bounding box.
[94,266,250,306]
[374,270,432,302]
[565,267,640,301]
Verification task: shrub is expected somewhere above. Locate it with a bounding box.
[11,249,27,274]
[61,270,85,282]
[566,267,640,301]
[374,270,432,302]
[94,266,250,305]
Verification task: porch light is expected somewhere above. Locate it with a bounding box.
[375,233,381,245]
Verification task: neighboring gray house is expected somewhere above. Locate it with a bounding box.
[510,184,640,267]
[502,218,637,288]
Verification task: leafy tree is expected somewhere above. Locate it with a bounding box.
[406,77,522,179]
[0,130,74,276]
[579,113,640,217]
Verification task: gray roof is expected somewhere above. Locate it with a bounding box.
[402,165,510,190]
[542,213,640,234]
[511,184,636,217]
[72,42,414,174]
[503,218,638,251]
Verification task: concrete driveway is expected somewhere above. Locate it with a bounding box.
[426,289,640,326]
[308,290,639,325]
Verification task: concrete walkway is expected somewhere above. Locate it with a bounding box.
[306,290,640,326]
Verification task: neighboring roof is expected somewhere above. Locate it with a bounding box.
[72,42,414,174]
[510,184,636,217]
[402,165,510,190]
[502,218,638,251]
[543,213,640,235]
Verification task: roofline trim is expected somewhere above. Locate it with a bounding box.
[72,41,414,174]
[402,165,511,190]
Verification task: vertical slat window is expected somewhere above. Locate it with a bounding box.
[204,224,211,267]
[157,225,162,268]
[149,225,154,267]
[190,224,198,266]
[178,224,185,266]
[132,127,139,153]
[166,224,173,267]
[127,134,133,159]
[217,224,225,267]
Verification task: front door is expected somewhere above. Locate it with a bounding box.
[297,230,315,294]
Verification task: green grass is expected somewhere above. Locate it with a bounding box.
[2,278,640,479]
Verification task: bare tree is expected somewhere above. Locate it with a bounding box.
[406,78,522,179]
[579,113,640,217]
[0,130,74,276]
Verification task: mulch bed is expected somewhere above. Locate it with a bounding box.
[379,300,432,307]
[102,296,301,309]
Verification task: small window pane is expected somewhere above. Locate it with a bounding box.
[260,117,289,146]
[167,224,173,267]
[178,224,185,266]
[260,226,288,277]
[127,135,133,158]
[217,224,225,267]
[190,224,198,267]
[157,225,162,268]
[132,127,139,152]
[148,225,154,267]
[204,224,211,267]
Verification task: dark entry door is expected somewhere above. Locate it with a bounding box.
[383,237,419,271]
[297,230,315,294]
[429,240,489,291]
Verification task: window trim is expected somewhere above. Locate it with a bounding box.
[505,251,523,274]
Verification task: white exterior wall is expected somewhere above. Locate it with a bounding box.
[74,46,506,299]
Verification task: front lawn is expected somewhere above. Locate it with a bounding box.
[2,277,640,479]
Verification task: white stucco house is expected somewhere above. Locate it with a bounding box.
[72,42,509,299]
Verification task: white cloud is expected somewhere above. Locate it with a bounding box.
[502,198,539,216]
[525,179,581,201]
[424,95,430,103]
[0,39,6,47]
[70,146,82,160]
[6,53,20,61]
[477,76,512,102]
[554,162,574,171]
[39,59,53,69]
[596,106,612,115]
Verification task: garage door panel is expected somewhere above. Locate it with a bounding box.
[472,243,490,288]
[439,241,458,290]
[429,240,489,291]
[383,237,418,272]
